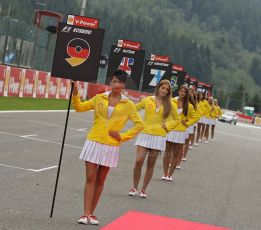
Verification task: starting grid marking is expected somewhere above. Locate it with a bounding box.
[0,163,57,172]
[0,130,82,173]
[0,131,82,149]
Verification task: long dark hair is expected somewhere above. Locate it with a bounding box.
[155,80,172,119]
[198,92,205,101]
[189,93,196,110]
[189,88,197,110]
[178,85,189,116]
[194,91,198,105]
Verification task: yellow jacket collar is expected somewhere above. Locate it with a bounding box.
[101,91,129,101]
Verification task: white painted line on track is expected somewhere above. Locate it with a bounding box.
[0,110,94,113]
[20,134,38,138]
[0,110,74,113]
[32,166,58,172]
[237,123,261,130]
[0,131,82,149]
[0,163,35,172]
[28,119,92,130]
[0,163,57,172]
[77,128,88,132]
[216,130,261,142]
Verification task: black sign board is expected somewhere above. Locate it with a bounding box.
[188,77,198,90]
[51,22,104,82]
[142,60,172,93]
[105,45,145,90]
[171,68,186,97]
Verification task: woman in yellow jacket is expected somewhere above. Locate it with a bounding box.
[128,80,179,198]
[73,70,144,225]
[162,85,197,181]
[204,96,215,143]
[210,99,222,141]
[183,88,200,161]
[195,92,204,145]
[188,87,201,148]
[198,93,211,143]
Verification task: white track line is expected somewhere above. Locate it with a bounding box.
[216,130,261,142]
[237,123,261,130]
[0,163,57,172]
[20,134,38,138]
[28,119,92,131]
[33,166,58,172]
[0,110,74,113]
[0,131,82,149]
[0,110,95,113]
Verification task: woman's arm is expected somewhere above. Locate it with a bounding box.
[120,102,144,142]
[135,97,147,111]
[164,103,181,132]
[186,104,198,126]
[72,82,96,112]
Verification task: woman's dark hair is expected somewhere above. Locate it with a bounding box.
[189,93,197,110]
[179,85,189,116]
[198,92,205,101]
[111,69,128,84]
[155,80,172,119]
[194,91,198,105]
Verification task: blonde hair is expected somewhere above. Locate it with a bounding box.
[155,80,172,119]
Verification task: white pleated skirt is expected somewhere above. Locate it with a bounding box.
[205,118,212,125]
[199,117,205,123]
[184,128,190,139]
[79,140,120,168]
[210,119,216,125]
[135,133,166,151]
[167,131,186,144]
[194,122,198,127]
[189,125,195,134]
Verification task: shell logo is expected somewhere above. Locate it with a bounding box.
[67,15,75,25]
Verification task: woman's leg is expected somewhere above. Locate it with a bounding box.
[90,165,110,214]
[163,141,172,176]
[205,124,210,141]
[211,125,215,139]
[141,149,160,191]
[132,146,148,189]
[196,123,202,143]
[168,143,182,176]
[200,123,206,140]
[83,162,98,216]
[183,137,191,159]
[191,127,196,146]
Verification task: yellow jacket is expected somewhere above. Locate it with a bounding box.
[193,104,201,122]
[196,102,204,117]
[136,96,180,136]
[170,98,198,131]
[72,92,144,146]
[209,105,217,119]
[215,105,222,118]
[200,99,211,117]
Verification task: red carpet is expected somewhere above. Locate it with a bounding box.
[102,211,231,230]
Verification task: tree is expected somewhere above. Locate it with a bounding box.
[250,57,261,86]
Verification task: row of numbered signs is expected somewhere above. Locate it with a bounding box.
[51,15,212,96]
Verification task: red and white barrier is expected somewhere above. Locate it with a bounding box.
[236,112,254,124]
[0,64,150,102]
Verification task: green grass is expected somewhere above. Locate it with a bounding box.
[0,97,70,110]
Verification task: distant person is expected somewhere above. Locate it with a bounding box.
[72,70,144,225]
[211,99,222,141]
[204,97,214,143]
[182,87,200,161]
